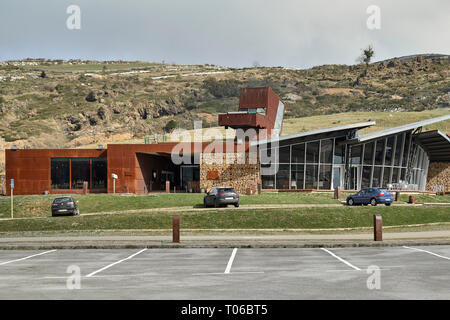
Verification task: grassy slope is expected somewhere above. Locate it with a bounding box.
[0,206,449,232]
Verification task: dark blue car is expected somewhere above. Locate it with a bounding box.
[346,188,393,206]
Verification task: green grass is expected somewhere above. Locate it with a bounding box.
[0,192,343,219]
[0,206,449,232]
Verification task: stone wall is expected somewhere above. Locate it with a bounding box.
[200,152,260,194]
[426,162,450,192]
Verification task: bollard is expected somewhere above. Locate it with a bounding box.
[373,214,382,241]
[334,186,341,200]
[409,195,415,204]
[172,215,180,243]
[395,191,400,202]
[166,180,170,193]
[83,181,88,194]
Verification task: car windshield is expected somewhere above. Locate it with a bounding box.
[53,197,72,204]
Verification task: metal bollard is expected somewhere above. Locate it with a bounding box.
[172,215,180,243]
[166,181,170,193]
[334,186,341,200]
[373,214,382,241]
[395,191,400,202]
[409,195,415,204]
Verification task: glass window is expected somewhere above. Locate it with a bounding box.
[394,134,403,166]
[278,146,290,163]
[319,165,332,189]
[374,139,385,165]
[349,167,360,190]
[382,167,391,187]
[305,165,318,189]
[372,166,382,188]
[276,164,290,189]
[51,158,70,189]
[71,158,90,189]
[306,141,320,163]
[385,137,395,166]
[350,145,362,164]
[291,143,305,163]
[261,174,275,189]
[291,163,304,189]
[92,158,107,189]
[363,142,374,165]
[333,143,345,164]
[402,132,411,167]
[361,166,372,188]
[400,168,406,181]
[320,139,333,164]
[392,168,400,184]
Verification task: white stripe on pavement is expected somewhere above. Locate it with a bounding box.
[403,246,450,261]
[224,248,238,274]
[0,250,57,266]
[86,248,148,278]
[321,248,361,271]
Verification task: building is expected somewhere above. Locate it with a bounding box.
[5,87,450,195]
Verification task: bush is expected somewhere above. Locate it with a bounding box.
[85,91,97,102]
[202,78,241,98]
[39,71,47,78]
[163,119,178,133]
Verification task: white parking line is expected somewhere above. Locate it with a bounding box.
[0,250,57,266]
[321,248,361,271]
[86,248,148,278]
[403,246,450,261]
[224,248,238,274]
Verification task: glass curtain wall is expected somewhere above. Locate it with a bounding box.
[51,157,107,190]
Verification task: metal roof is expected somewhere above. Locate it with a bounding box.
[251,121,376,146]
[414,130,450,162]
[354,114,450,143]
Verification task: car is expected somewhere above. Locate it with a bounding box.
[51,196,80,216]
[346,188,394,206]
[204,187,239,208]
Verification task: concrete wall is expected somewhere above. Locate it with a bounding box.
[200,152,260,194]
[426,162,450,192]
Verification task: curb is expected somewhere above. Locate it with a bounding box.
[1,239,450,250]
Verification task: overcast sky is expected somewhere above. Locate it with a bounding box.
[0,0,449,68]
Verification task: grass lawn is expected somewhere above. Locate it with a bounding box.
[0,192,342,219]
[0,206,449,232]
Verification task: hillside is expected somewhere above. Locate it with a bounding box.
[0,55,449,173]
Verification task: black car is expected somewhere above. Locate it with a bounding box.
[51,196,80,216]
[204,187,239,208]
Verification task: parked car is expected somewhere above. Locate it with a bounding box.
[204,187,239,208]
[346,188,393,206]
[51,196,80,216]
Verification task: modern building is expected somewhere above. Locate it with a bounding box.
[5,87,450,195]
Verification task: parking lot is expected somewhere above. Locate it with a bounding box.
[0,246,449,299]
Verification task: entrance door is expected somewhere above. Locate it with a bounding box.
[349,166,361,190]
[332,166,344,190]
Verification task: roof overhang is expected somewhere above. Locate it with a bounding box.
[414,130,450,162]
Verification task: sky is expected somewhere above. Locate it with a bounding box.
[0,0,449,68]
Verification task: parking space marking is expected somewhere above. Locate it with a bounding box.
[0,250,57,266]
[86,248,148,278]
[403,246,450,261]
[320,248,361,271]
[224,248,237,274]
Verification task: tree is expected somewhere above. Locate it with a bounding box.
[163,119,178,133]
[358,45,375,67]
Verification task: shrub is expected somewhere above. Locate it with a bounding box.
[163,119,178,133]
[85,91,97,102]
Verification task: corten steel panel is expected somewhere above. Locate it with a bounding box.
[5,149,106,195]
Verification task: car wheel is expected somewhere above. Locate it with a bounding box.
[234,203,239,207]
[370,198,377,206]
[214,200,219,208]
[203,200,207,208]
[385,203,391,206]
[347,198,354,206]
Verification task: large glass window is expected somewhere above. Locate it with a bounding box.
[276,164,290,189]
[92,158,107,189]
[385,137,395,166]
[392,168,399,183]
[320,139,333,164]
[383,167,391,187]
[372,166,382,187]
[305,165,318,189]
[319,165,332,189]
[350,145,362,164]
[278,146,290,163]
[402,132,411,167]
[261,174,275,189]
[363,142,374,165]
[333,143,345,164]
[374,139,385,165]
[306,141,320,163]
[291,143,305,163]
[291,163,304,189]
[361,166,372,188]
[51,158,70,189]
[394,134,403,166]
[71,158,90,189]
